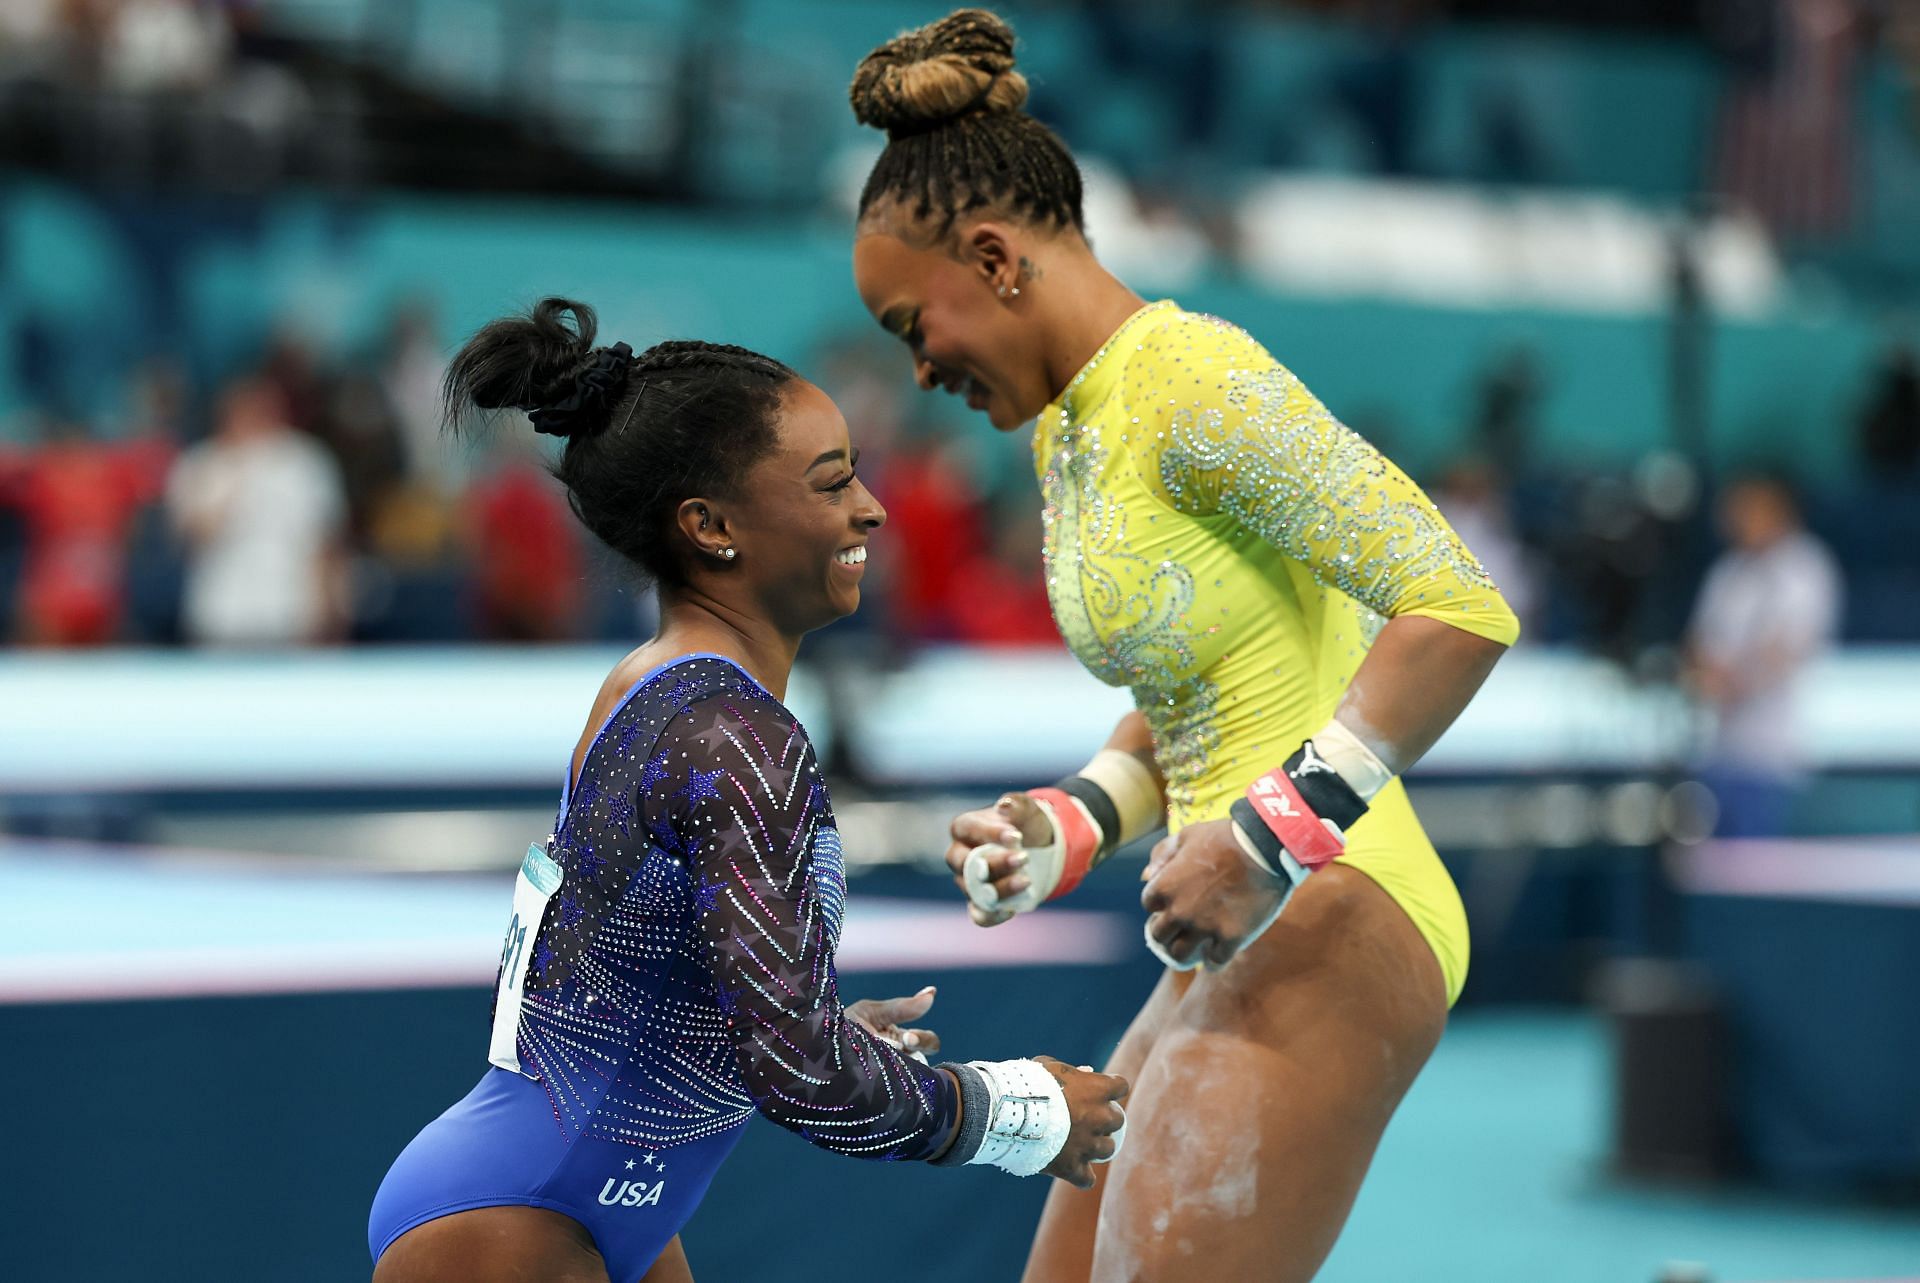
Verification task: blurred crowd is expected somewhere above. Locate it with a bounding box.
[3,307,1916,661]
[0,306,1071,652]
[4,0,1919,848]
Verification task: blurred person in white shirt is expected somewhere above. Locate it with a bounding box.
[1685,470,1843,836]
[166,376,347,647]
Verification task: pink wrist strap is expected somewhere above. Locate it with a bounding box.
[1028,787,1098,900]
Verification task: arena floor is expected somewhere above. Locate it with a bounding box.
[6,839,1917,1281]
[1321,1014,1920,1283]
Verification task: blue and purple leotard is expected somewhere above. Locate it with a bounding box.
[369,655,972,1279]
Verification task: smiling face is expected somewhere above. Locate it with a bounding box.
[720,380,886,633]
[853,225,1058,432]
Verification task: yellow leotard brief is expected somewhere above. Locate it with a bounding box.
[1034,302,1520,1006]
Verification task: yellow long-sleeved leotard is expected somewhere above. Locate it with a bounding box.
[1034,302,1520,1005]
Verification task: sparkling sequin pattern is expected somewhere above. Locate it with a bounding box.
[1040,412,1221,816]
[500,655,958,1160]
[1157,332,1498,615]
[1035,304,1520,831]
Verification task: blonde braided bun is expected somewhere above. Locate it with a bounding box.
[849,8,1029,138]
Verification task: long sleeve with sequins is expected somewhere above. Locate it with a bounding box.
[655,690,964,1162]
[1135,317,1520,646]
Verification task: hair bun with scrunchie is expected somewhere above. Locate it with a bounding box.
[524,342,634,438]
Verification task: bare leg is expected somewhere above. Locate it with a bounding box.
[373,1206,611,1283]
[1023,968,1191,1283]
[1089,864,1448,1283]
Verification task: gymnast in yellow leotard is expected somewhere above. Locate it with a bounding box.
[846,11,1517,1282]
[1031,299,1517,1005]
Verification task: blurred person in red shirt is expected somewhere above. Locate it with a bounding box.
[870,433,986,643]
[949,497,1060,647]
[0,411,172,646]
[461,439,585,642]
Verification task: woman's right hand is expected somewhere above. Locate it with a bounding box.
[1034,1055,1130,1188]
[944,793,1056,927]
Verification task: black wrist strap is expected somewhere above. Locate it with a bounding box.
[1229,798,1288,872]
[1051,774,1121,859]
[1284,742,1369,831]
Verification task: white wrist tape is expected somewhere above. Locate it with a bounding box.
[1076,748,1164,848]
[1310,717,1394,802]
[962,1058,1070,1177]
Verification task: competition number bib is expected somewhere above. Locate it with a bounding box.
[488,842,564,1076]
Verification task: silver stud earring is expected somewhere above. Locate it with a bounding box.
[996,285,1007,298]
[721,546,737,561]
[1011,286,1021,297]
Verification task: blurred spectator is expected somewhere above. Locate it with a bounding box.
[0,415,172,645]
[260,329,326,434]
[1857,339,1920,476]
[1470,344,1543,471]
[313,369,407,543]
[947,501,1059,647]
[1431,457,1538,632]
[166,375,347,646]
[869,433,987,644]
[460,441,584,643]
[379,300,460,494]
[1684,471,1843,836]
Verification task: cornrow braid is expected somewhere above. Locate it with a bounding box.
[850,8,1084,238]
[633,339,795,383]
[444,299,800,586]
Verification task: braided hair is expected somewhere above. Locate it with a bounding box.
[849,8,1083,239]
[444,298,796,585]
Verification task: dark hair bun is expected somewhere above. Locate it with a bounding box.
[849,8,1028,138]
[443,297,608,431]
[441,299,799,588]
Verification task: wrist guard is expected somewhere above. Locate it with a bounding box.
[1026,787,1101,901]
[937,1058,1069,1177]
[1233,740,1371,876]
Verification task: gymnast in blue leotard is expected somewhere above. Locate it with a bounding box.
[367,300,1129,1283]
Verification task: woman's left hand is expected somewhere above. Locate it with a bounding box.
[1140,820,1291,971]
[846,987,942,1062]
